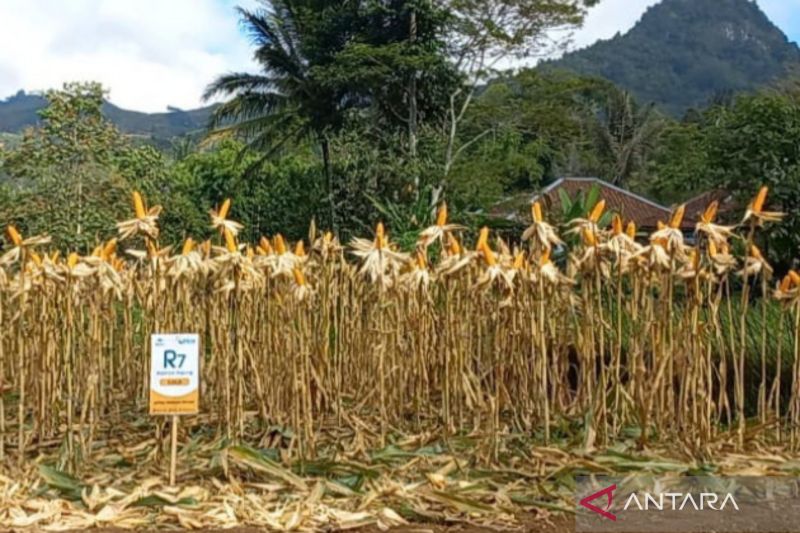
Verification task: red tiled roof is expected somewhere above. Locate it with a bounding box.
[538,178,679,230]
[683,189,738,224]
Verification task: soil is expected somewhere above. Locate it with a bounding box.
[356,514,574,532]
[68,513,574,532]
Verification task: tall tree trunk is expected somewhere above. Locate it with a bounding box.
[409,6,419,200]
[321,138,337,233]
[409,7,418,160]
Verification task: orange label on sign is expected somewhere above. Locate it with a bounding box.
[160,378,190,386]
[149,389,199,415]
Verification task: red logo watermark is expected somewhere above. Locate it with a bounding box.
[580,484,617,521]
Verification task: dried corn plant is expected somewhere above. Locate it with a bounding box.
[0,187,799,476]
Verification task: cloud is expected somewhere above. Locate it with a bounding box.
[0,0,797,112]
[0,0,258,112]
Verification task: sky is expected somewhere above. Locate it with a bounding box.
[0,0,798,113]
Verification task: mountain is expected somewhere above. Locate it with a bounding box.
[0,90,215,138]
[545,0,800,116]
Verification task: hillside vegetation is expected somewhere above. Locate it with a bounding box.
[0,90,214,138]
[547,0,800,115]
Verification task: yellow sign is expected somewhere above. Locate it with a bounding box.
[149,334,200,415]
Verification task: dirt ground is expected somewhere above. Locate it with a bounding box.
[356,513,574,532]
[68,514,574,532]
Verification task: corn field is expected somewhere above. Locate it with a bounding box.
[0,187,799,472]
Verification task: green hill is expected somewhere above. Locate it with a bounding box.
[0,90,215,138]
[545,0,800,115]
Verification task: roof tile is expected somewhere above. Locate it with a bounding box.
[540,178,676,230]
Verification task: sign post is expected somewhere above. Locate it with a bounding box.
[150,334,199,486]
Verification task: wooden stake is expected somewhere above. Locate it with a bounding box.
[169,415,178,486]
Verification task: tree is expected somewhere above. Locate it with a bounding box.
[0,83,137,249]
[436,0,599,187]
[462,69,613,182]
[205,1,360,230]
[0,82,212,251]
[314,1,460,200]
[169,138,325,242]
[706,94,800,269]
[650,90,800,269]
[206,0,460,230]
[592,87,664,186]
[4,82,122,174]
[646,119,709,203]
[324,1,457,138]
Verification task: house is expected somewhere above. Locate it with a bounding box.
[535,177,685,232]
[682,188,738,226]
[490,177,731,239]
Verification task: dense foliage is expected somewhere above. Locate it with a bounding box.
[651,88,800,269]
[1,0,800,270]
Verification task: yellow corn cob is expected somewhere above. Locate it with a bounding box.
[224,228,237,253]
[219,198,232,219]
[274,234,287,255]
[751,186,768,214]
[589,200,606,223]
[436,203,448,226]
[448,234,462,255]
[583,228,597,246]
[701,201,719,224]
[132,191,146,219]
[513,252,524,270]
[102,239,117,260]
[476,227,489,251]
[612,215,623,235]
[182,238,195,255]
[669,204,685,229]
[5,225,22,246]
[532,201,543,223]
[479,241,496,266]
[626,221,636,239]
[416,251,427,269]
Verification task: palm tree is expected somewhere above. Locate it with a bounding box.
[204,0,354,230]
[593,89,664,186]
